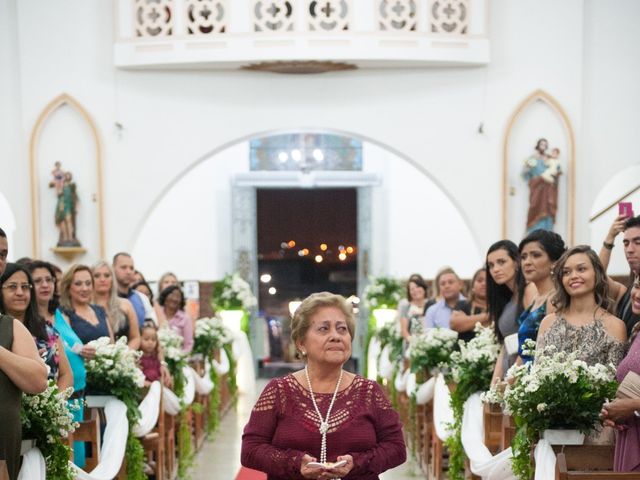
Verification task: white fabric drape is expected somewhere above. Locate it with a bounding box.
[182,366,196,406]
[433,374,454,441]
[367,337,381,380]
[394,368,410,392]
[133,381,161,438]
[212,347,230,375]
[460,393,517,480]
[191,364,214,395]
[378,345,394,380]
[163,387,182,415]
[533,439,556,480]
[233,332,256,397]
[415,376,436,405]
[74,397,129,480]
[17,447,46,480]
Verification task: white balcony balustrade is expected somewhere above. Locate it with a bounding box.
[114,0,489,72]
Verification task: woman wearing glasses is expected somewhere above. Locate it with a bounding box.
[0,262,74,390]
[0,263,49,480]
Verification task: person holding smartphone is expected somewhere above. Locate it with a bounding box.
[599,211,640,336]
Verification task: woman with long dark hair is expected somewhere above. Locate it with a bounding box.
[398,274,429,341]
[516,230,566,363]
[2,262,73,389]
[486,240,526,382]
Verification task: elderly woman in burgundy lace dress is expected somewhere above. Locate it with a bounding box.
[241,292,406,479]
[602,275,640,471]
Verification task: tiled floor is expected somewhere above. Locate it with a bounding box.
[191,379,420,480]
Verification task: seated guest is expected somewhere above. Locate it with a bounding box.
[154,271,178,326]
[601,275,640,471]
[424,267,465,329]
[93,261,140,349]
[516,230,566,364]
[241,292,406,479]
[158,285,193,352]
[450,268,489,342]
[112,252,157,326]
[132,280,154,304]
[536,245,626,366]
[397,274,430,341]
[56,264,113,467]
[0,230,48,480]
[139,321,172,388]
[487,240,526,383]
[2,262,73,390]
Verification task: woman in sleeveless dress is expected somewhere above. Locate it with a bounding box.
[92,261,140,350]
[515,230,566,364]
[536,245,626,366]
[0,266,48,480]
[486,240,527,382]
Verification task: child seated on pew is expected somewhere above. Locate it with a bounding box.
[139,320,172,388]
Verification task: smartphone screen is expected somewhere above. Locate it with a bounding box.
[619,202,634,218]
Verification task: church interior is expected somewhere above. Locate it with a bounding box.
[1,0,640,479]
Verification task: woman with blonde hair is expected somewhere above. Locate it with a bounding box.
[92,261,140,350]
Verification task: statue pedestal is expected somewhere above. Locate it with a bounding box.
[51,246,86,262]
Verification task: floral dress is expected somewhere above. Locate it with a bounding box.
[35,321,61,381]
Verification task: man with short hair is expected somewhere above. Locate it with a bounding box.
[424,267,465,329]
[112,252,157,326]
[601,214,640,336]
[0,227,8,276]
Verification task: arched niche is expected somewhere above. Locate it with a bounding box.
[502,89,576,245]
[29,93,105,262]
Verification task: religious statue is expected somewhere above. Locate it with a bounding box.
[49,162,81,247]
[522,138,562,233]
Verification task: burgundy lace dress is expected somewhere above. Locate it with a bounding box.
[241,374,406,479]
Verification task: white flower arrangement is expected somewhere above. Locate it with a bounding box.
[85,336,145,390]
[193,316,233,358]
[362,275,403,309]
[502,341,618,480]
[212,273,257,311]
[157,327,189,362]
[409,328,458,375]
[21,380,80,479]
[448,323,500,384]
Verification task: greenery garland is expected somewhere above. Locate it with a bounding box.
[126,432,146,479]
[177,407,195,479]
[223,343,238,401]
[207,362,222,434]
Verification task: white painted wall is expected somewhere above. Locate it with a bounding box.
[1,0,639,278]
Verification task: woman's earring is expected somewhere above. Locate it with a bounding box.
[301,350,307,356]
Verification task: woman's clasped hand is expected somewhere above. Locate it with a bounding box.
[301,454,354,479]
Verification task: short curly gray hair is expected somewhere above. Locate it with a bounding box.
[291,292,355,349]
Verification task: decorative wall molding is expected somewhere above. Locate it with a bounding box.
[28,94,105,260]
[114,0,489,70]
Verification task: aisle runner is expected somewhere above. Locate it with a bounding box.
[235,466,267,480]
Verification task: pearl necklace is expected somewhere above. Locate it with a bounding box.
[304,365,343,465]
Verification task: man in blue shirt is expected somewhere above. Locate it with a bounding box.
[113,252,157,327]
[425,267,465,329]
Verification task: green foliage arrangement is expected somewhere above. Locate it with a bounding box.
[21,380,80,480]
